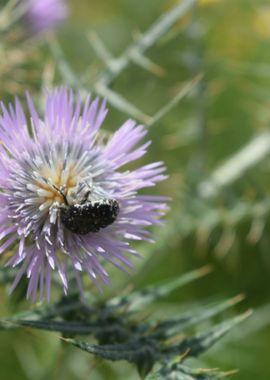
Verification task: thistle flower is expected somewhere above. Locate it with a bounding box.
[21,0,68,34]
[0,88,167,301]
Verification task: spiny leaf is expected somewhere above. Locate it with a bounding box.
[108,265,212,312]
[165,310,253,357]
[90,0,198,87]
[87,31,118,73]
[0,293,89,330]
[48,36,79,87]
[60,309,250,376]
[5,295,242,336]
[87,31,166,78]
[10,319,102,335]
[0,267,212,327]
[64,336,159,377]
[62,337,159,363]
[150,294,245,339]
[129,0,197,55]
[130,53,166,77]
[50,0,199,123]
[0,319,20,330]
[9,318,131,342]
[198,132,270,199]
[94,82,151,124]
[147,74,203,127]
[146,362,237,380]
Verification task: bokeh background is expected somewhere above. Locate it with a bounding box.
[1,0,270,379]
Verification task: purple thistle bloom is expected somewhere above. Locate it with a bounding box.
[0,88,167,301]
[21,0,68,34]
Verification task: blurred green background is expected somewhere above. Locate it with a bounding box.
[1,0,270,378]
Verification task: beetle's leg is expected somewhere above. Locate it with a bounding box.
[52,184,69,206]
[81,190,91,204]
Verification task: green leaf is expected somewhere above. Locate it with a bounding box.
[89,0,198,87]
[108,265,212,312]
[150,294,245,339]
[165,310,252,358]
[146,362,237,380]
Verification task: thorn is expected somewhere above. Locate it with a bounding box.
[59,336,73,343]
[197,367,219,373]
[141,317,160,336]
[228,294,245,305]
[164,333,185,346]
[178,348,190,362]
[239,309,253,321]
[137,311,154,324]
[197,264,213,277]
[222,369,239,377]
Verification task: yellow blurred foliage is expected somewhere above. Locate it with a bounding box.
[253,6,270,38]
[199,0,220,6]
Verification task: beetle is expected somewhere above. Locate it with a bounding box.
[53,185,120,235]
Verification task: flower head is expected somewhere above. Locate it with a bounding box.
[0,88,167,301]
[21,0,68,34]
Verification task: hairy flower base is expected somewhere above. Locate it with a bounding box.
[0,88,167,301]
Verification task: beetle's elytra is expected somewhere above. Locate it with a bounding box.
[60,198,120,235]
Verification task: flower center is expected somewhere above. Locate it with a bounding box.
[37,161,77,206]
[23,141,97,211]
[8,141,111,237]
